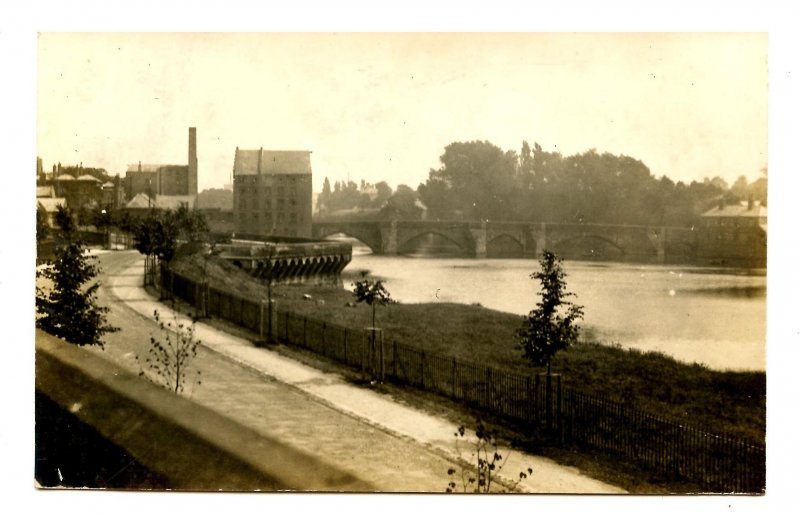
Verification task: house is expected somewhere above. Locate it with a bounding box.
[37,197,67,228]
[698,200,767,267]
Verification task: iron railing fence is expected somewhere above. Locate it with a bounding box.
[157,266,765,493]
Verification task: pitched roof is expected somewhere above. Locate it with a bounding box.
[125,193,155,209]
[37,197,66,212]
[125,193,196,210]
[233,148,312,176]
[702,202,767,218]
[55,174,75,181]
[77,174,102,182]
[154,195,196,210]
[102,181,115,188]
[36,185,54,198]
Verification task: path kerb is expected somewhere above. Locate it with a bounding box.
[108,255,625,494]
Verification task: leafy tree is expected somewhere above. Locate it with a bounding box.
[352,273,392,333]
[317,177,332,213]
[380,184,422,220]
[517,251,583,375]
[36,207,50,243]
[132,206,209,262]
[36,206,118,347]
[420,140,518,221]
[136,309,202,395]
[133,210,180,262]
[374,181,393,205]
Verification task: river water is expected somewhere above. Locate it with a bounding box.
[338,242,766,372]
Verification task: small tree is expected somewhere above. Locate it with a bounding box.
[36,205,118,347]
[351,272,392,332]
[446,419,531,493]
[517,250,583,375]
[136,309,202,395]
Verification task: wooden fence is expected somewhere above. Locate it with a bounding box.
[157,266,766,493]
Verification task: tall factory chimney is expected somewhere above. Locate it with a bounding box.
[188,127,198,196]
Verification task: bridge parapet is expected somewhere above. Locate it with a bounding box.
[312,219,698,263]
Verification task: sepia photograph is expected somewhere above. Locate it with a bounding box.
[5,3,797,510]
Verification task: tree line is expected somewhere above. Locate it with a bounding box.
[317,140,767,227]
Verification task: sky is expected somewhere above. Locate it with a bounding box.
[7,3,799,509]
[37,32,768,194]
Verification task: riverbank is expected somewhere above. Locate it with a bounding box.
[170,253,766,445]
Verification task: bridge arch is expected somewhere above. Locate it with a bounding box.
[317,230,378,254]
[487,234,524,258]
[396,230,469,256]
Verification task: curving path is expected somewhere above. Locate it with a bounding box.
[90,249,625,493]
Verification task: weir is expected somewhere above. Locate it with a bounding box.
[217,237,352,284]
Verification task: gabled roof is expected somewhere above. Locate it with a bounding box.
[37,197,66,212]
[125,193,196,210]
[702,202,767,218]
[102,181,115,188]
[77,174,102,182]
[55,174,75,181]
[233,148,312,176]
[36,185,54,198]
[125,193,155,209]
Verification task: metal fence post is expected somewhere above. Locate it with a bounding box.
[379,331,385,383]
[259,300,265,341]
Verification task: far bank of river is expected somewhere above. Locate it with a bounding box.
[340,248,766,372]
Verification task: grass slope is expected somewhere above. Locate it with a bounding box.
[170,254,765,443]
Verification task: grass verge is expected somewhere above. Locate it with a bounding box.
[170,253,765,445]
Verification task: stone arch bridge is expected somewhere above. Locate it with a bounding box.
[312,220,698,263]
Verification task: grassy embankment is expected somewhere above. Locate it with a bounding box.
[171,254,765,444]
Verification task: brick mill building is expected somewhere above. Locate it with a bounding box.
[698,200,767,267]
[232,148,313,238]
[123,127,198,203]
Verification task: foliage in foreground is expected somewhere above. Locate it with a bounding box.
[351,273,392,331]
[517,251,584,375]
[446,419,531,493]
[166,253,766,441]
[36,205,117,347]
[136,309,202,395]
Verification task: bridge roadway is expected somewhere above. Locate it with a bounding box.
[312,219,698,263]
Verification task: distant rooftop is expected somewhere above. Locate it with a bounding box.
[126,163,180,173]
[233,148,312,176]
[125,193,196,210]
[37,197,66,212]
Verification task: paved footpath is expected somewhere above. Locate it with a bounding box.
[91,250,625,493]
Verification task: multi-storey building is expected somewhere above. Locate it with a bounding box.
[232,148,313,238]
[123,127,198,201]
[698,200,767,267]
